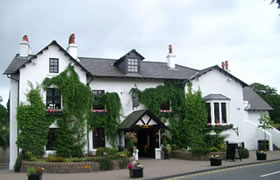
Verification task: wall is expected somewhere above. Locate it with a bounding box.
[191,69,245,144]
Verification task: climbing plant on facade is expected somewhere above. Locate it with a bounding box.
[89,92,121,146]
[17,82,53,156]
[42,65,93,157]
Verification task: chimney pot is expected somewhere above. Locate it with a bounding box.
[23,35,29,42]
[225,60,228,70]
[69,33,75,44]
[221,62,225,69]
[168,44,173,54]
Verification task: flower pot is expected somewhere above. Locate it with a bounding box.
[256,153,267,160]
[129,167,143,178]
[28,174,42,180]
[210,158,222,166]
[164,151,169,159]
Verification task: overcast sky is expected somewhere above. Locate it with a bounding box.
[0,0,279,106]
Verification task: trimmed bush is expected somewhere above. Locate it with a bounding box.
[95,157,113,171]
[191,147,210,156]
[240,148,249,159]
[119,158,129,169]
[46,155,65,162]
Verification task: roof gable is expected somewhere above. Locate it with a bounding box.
[113,49,144,66]
[188,65,247,87]
[3,41,90,75]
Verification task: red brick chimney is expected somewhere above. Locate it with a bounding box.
[67,33,78,60]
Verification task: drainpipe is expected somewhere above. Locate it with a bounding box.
[6,74,20,158]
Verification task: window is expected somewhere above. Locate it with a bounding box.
[46,88,61,110]
[92,128,105,148]
[49,58,59,73]
[160,101,171,112]
[221,103,227,123]
[206,103,211,124]
[206,101,228,125]
[127,58,138,72]
[214,103,220,123]
[46,128,57,150]
[92,90,106,112]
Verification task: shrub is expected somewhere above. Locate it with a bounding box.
[46,155,65,162]
[26,167,36,176]
[95,157,113,171]
[14,152,23,172]
[119,158,129,169]
[107,148,118,156]
[209,147,219,152]
[240,148,249,159]
[96,147,106,156]
[24,151,33,160]
[191,147,210,156]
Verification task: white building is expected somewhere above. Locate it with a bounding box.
[4,34,280,170]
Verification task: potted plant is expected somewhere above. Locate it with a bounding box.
[209,155,222,166]
[127,157,143,178]
[258,113,272,151]
[162,144,171,159]
[256,151,267,160]
[27,167,44,180]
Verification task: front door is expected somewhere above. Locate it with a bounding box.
[137,128,157,158]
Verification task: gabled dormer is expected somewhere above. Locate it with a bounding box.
[113,49,144,75]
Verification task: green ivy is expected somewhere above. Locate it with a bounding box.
[42,65,93,157]
[0,104,9,148]
[88,92,121,146]
[17,83,53,156]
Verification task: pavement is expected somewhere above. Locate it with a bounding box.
[0,151,279,180]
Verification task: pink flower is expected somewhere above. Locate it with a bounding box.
[127,163,132,169]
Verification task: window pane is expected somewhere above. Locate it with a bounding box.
[214,103,220,123]
[222,103,227,123]
[206,103,211,124]
[46,88,61,109]
[46,128,57,150]
[92,90,105,110]
[49,58,59,73]
[92,128,105,148]
[127,58,138,72]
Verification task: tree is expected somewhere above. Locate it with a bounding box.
[271,0,280,8]
[0,104,9,148]
[259,113,272,151]
[250,83,280,123]
[17,83,52,156]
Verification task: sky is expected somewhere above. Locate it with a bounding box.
[0,0,279,106]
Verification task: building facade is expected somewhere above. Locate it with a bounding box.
[4,34,280,170]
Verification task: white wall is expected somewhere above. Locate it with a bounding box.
[191,69,245,144]
[88,78,164,150]
[19,44,86,104]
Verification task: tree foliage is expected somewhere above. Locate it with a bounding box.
[0,104,9,148]
[42,65,93,157]
[250,83,280,123]
[17,83,53,156]
[271,0,280,8]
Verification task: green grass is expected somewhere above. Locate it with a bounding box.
[272,123,280,129]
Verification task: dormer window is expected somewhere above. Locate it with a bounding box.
[127,58,138,72]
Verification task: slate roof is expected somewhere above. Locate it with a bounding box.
[119,109,167,130]
[188,65,247,87]
[203,94,231,100]
[78,57,198,80]
[243,87,273,111]
[3,41,89,75]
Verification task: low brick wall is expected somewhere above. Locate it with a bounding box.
[170,151,226,161]
[21,159,126,173]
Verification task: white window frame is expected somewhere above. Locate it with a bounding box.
[207,100,230,125]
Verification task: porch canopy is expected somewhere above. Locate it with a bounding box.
[119,109,167,130]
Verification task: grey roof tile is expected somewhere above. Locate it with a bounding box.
[3,54,33,74]
[78,57,198,80]
[243,87,273,111]
[203,94,230,100]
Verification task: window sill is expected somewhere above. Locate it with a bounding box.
[206,124,233,130]
[92,109,107,113]
[46,109,63,116]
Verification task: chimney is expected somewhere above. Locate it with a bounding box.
[166,44,175,69]
[67,33,78,60]
[19,35,31,57]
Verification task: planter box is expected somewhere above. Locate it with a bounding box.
[256,153,267,160]
[210,158,222,166]
[28,174,42,180]
[129,167,143,178]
